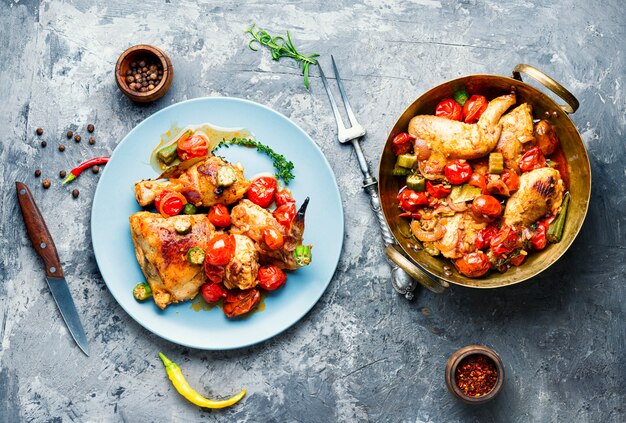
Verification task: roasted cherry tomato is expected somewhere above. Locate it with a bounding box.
[510,254,525,266]
[391,132,416,155]
[206,234,236,266]
[501,169,520,193]
[463,95,488,123]
[490,226,519,256]
[177,133,209,161]
[531,225,547,250]
[435,99,463,121]
[275,190,295,207]
[247,176,277,208]
[426,181,452,199]
[519,147,547,172]
[475,225,498,250]
[454,252,491,278]
[155,190,187,218]
[201,282,227,303]
[208,204,231,227]
[444,159,473,185]
[223,288,261,318]
[534,120,560,156]
[257,265,287,291]
[471,195,502,221]
[274,203,296,227]
[468,173,488,194]
[397,189,429,213]
[263,227,284,250]
[204,263,225,284]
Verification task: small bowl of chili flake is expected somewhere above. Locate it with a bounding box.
[445,345,504,404]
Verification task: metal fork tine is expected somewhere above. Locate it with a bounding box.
[318,64,347,132]
[331,55,359,128]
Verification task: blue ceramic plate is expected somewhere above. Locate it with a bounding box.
[91,97,344,350]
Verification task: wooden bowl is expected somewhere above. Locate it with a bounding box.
[445,345,505,404]
[115,45,173,103]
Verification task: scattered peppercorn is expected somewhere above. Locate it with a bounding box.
[88,136,95,145]
[36,127,43,136]
[42,179,51,189]
[34,169,42,177]
[87,124,95,133]
[41,140,47,148]
[74,134,81,143]
[72,189,80,198]
[92,165,100,174]
[66,130,73,139]
[58,144,66,152]
[126,57,163,93]
[455,354,498,397]
[59,170,67,178]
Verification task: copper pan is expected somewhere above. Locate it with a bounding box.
[379,64,591,292]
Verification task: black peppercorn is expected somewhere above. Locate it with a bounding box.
[42,179,51,189]
[66,130,73,139]
[59,144,65,152]
[36,127,43,135]
[92,165,100,174]
[41,140,47,148]
[72,189,79,198]
[87,124,94,133]
[59,170,66,178]
[74,134,81,142]
[89,136,95,145]
[34,169,41,177]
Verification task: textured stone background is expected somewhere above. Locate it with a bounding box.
[1,0,624,422]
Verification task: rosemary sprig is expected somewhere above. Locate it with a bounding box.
[245,23,320,89]
[216,137,295,184]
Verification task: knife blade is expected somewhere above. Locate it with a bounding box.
[16,182,90,356]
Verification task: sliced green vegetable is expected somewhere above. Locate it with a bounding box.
[133,283,152,301]
[293,245,312,266]
[183,204,197,215]
[392,165,412,176]
[547,192,570,243]
[406,173,426,191]
[174,219,192,235]
[449,184,482,203]
[489,152,504,174]
[217,166,238,187]
[157,143,179,165]
[187,247,206,265]
[454,89,469,106]
[396,154,418,169]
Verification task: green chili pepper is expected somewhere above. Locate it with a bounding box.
[133,283,152,301]
[454,89,469,106]
[293,245,312,266]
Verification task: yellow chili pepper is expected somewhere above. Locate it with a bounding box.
[158,352,246,409]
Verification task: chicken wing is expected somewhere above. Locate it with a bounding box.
[223,234,260,290]
[503,167,565,227]
[129,212,215,309]
[495,103,535,172]
[135,156,250,207]
[408,94,517,161]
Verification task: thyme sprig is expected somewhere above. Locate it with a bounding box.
[245,23,319,89]
[216,137,295,184]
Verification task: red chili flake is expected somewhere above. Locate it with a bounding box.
[455,354,498,397]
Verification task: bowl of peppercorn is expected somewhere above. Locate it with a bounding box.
[115,45,173,103]
[445,345,505,404]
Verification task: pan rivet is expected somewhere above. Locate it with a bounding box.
[49,266,56,273]
[40,242,46,249]
[19,189,26,195]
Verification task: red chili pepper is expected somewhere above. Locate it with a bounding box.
[62,156,110,185]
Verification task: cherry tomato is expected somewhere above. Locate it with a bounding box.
[549,147,570,189]
[534,120,560,156]
[247,176,277,208]
[177,132,209,161]
[435,99,463,121]
[257,265,287,291]
[204,263,225,283]
[471,195,502,221]
[444,159,473,185]
[468,173,488,194]
[454,252,491,278]
[426,181,452,199]
[201,282,227,303]
[207,204,231,227]
[490,226,519,256]
[274,203,296,227]
[391,132,415,155]
[275,190,295,206]
[501,169,520,193]
[263,227,284,250]
[155,190,187,218]
[463,95,488,123]
[475,225,498,250]
[510,254,525,266]
[519,147,547,172]
[397,189,429,213]
[531,220,551,251]
[223,288,261,318]
[205,234,235,266]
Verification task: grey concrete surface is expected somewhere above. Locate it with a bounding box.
[1,0,624,422]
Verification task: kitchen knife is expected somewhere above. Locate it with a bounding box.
[16,182,90,356]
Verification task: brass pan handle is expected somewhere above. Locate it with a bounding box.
[385,244,449,294]
[512,64,579,114]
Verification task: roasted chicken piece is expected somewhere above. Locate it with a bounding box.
[495,103,535,172]
[503,167,565,227]
[230,198,309,270]
[412,212,487,259]
[135,156,250,208]
[129,212,214,309]
[408,94,516,161]
[223,234,260,291]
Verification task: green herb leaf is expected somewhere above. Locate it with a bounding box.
[245,23,319,89]
[215,137,295,185]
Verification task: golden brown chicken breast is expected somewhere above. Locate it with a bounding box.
[223,234,260,290]
[495,103,535,172]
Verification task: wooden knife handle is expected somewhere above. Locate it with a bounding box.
[16,182,64,278]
